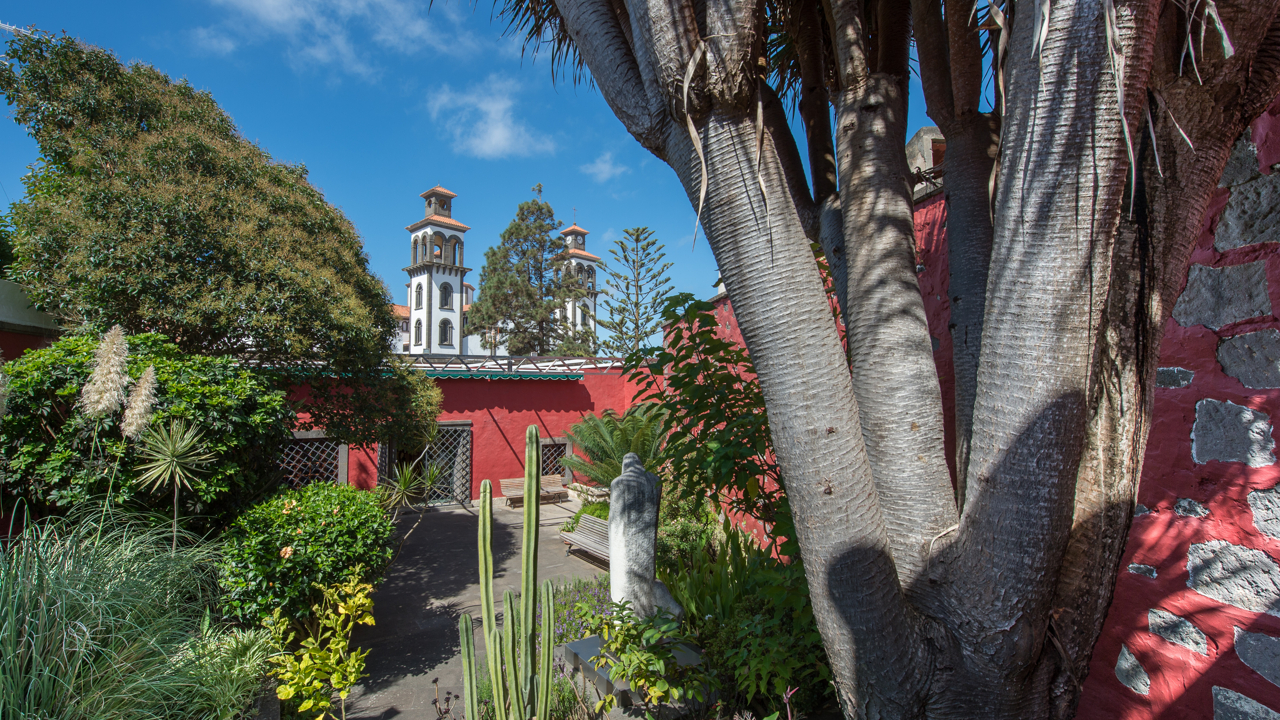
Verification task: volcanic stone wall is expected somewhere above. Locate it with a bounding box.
[1077,103,1280,718]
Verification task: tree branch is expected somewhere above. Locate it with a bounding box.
[554,0,670,154]
[791,0,839,202]
[946,0,983,116]
[911,0,955,126]
[760,82,818,239]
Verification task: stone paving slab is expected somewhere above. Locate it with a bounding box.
[345,500,601,720]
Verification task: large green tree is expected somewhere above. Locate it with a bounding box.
[0,31,439,445]
[492,0,1280,715]
[598,226,673,356]
[468,185,595,356]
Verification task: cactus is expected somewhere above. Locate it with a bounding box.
[459,426,556,720]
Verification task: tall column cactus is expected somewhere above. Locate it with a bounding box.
[460,426,557,720]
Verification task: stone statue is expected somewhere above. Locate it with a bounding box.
[608,453,683,619]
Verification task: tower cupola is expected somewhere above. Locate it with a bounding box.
[421,185,457,219]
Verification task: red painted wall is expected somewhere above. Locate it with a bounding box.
[1075,101,1280,718]
[0,329,53,361]
[433,369,640,499]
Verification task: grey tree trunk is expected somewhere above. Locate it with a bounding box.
[940,116,999,497]
[834,75,958,591]
[664,113,930,717]
[936,0,1148,714]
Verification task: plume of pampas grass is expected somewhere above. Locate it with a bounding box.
[81,326,129,418]
[121,365,158,440]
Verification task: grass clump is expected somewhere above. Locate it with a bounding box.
[0,511,271,719]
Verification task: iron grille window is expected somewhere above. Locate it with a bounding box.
[421,425,473,505]
[541,442,568,477]
[279,439,340,489]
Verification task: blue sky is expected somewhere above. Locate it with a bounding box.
[0,0,932,315]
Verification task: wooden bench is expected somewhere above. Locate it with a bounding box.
[560,513,609,563]
[499,475,570,508]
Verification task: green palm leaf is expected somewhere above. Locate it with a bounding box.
[562,402,667,486]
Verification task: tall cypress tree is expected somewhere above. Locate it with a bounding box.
[598,227,673,357]
[469,185,592,356]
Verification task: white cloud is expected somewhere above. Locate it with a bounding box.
[429,75,555,159]
[191,27,238,55]
[200,0,478,76]
[580,152,630,182]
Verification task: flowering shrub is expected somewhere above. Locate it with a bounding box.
[542,574,610,646]
[218,483,393,624]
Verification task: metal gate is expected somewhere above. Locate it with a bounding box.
[278,439,341,489]
[422,424,473,506]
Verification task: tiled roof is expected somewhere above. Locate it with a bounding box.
[560,224,589,236]
[565,248,601,261]
[419,185,458,199]
[391,304,410,319]
[406,214,471,232]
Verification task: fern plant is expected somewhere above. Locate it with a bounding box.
[562,402,667,486]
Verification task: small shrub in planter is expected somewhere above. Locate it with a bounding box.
[219,483,393,624]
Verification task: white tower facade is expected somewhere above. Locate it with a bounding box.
[560,224,601,335]
[403,186,471,355]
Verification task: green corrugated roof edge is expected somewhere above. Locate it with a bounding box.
[417,371,584,380]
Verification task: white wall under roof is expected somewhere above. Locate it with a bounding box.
[0,279,59,332]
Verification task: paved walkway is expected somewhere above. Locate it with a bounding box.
[346,499,603,720]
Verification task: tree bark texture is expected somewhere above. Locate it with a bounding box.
[539,0,1280,715]
[835,75,959,592]
[664,114,929,717]
[937,0,1155,714]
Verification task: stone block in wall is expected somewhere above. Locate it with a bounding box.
[1173,262,1272,330]
[1220,131,1261,188]
[1187,540,1280,615]
[1213,686,1280,720]
[1193,399,1276,467]
[1218,172,1280,251]
[1220,330,1280,389]
[1236,627,1280,688]
[1251,486,1280,540]
[1115,645,1151,695]
[1157,367,1196,388]
[1148,608,1208,654]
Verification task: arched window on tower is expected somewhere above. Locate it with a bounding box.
[415,283,423,309]
[585,266,595,290]
[439,319,454,346]
[414,320,423,346]
[440,283,453,309]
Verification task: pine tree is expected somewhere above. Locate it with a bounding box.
[598,227,673,357]
[468,185,591,356]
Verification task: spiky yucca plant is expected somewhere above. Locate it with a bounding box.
[562,402,667,486]
[136,419,214,551]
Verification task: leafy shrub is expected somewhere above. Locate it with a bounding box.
[0,511,271,719]
[578,601,712,713]
[559,500,609,533]
[0,332,291,524]
[625,294,796,554]
[268,575,375,719]
[656,483,717,575]
[219,483,393,624]
[660,528,833,716]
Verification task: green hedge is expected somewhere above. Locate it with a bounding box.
[218,483,393,623]
[0,333,290,524]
